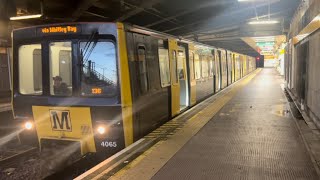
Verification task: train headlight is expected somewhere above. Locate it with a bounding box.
[24,121,33,130]
[97,126,106,135]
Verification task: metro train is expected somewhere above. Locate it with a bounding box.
[12,22,256,157]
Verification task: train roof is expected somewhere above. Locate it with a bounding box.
[125,24,249,56]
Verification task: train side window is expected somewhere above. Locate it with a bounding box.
[19,44,42,95]
[49,42,72,96]
[194,53,201,80]
[209,55,214,77]
[189,53,195,80]
[177,50,185,80]
[201,55,209,78]
[222,52,226,73]
[158,48,171,87]
[172,50,178,84]
[138,46,148,94]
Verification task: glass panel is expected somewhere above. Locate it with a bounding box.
[172,50,178,84]
[221,52,226,73]
[194,54,201,80]
[138,47,148,94]
[189,53,195,80]
[19,44,42,95]
[209,56,214,77]
[201,55,208,78]
[80,41,117,97]
[158,48,171,87]
[177,50,185,80]
[50,42,72,96]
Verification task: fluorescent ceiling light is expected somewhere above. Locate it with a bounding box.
[10,14,42,20]
[253,36,275,40]
[238,0,265,1]
[248,20,279,25]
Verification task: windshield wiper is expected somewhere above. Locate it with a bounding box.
[79,31,99,80]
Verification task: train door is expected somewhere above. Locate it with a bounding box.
[168,39,180,116]
[240,55,243,78]
[247,57,250,73]
[220,50,227,89]
[227,51,232,86]
[232,54,236,82]
[209,53,215,93]
[218,50,222,89]
[235,54,240,81]
[178,46,189,110]
[188,44,196,106]
[213,50,220,92]
[228,52,233,84]
[245,56,248,76]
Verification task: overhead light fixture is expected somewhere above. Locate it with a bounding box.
[10,1,44,21]
[10,14,42,20]
[238,0,265,1]
[248,20,279,25]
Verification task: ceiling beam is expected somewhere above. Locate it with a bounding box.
[115,0,165,22]
[144,1,232,28]
[197,30,283,42]
[72,0,100,21]
[165,0,296,35]
[83,11,109,19]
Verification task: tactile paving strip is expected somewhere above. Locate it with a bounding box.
[152,69,319,180]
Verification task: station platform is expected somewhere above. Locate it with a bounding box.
[78,68,320,180]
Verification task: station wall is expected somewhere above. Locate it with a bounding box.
[286,0,320,126]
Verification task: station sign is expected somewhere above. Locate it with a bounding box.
[256,41,275,53]
[256,42,275,46]
[260,50,274,56]
[264,55,275,60]
[37,25,80,36]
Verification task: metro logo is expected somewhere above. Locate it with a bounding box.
[49,110,72,131]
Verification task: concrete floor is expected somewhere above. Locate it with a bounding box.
[152,68,319,180]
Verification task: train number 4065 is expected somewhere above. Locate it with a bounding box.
[101,141,117,148]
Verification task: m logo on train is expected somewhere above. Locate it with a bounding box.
[49,110,72,131]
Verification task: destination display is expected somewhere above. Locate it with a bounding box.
[37,26,80,35]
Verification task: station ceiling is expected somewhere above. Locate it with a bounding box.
[1,0,301,57]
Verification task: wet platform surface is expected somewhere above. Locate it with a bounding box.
[150,68,318,180]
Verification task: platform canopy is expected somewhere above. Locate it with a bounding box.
[1,0,300,56]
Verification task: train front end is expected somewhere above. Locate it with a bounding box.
[12,23,133,157]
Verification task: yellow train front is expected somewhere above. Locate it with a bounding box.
[13,23,132,156]
[12,22,256,158]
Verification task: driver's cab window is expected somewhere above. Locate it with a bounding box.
[49,42,72,96]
